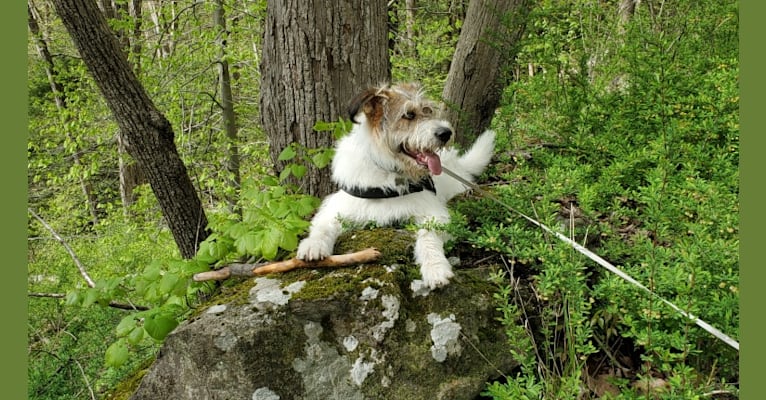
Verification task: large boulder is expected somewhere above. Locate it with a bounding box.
[130,229,516,400]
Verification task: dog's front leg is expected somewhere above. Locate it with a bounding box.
[414,226,454,289]
[296,206,343,261]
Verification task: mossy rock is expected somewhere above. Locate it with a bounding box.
[127,227,518,400]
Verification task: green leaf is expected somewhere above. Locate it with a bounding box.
[235,230,262,255]
[262,176,280,187]
[159,273,180,294]
[279,231,299,251]
[261,228,282,260]
[225,223,250,240]
[82,288,100,308]
[142,261,163,281]
[144,312,179,341]
[195,241,217,264]
[312,120,333,131]
[295,196,320,216]
[185,259,213,274]
[115,315,138,337]
[127,326,145,345]
[65,290,81,306]
[277,145,297,161]
[291,164,307,179]
[105,339,130,367]
[279,167,292,182]
[311,149,334,169]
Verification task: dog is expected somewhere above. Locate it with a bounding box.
[296,82,495,289]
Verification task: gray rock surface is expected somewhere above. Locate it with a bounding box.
[129,229,516,400]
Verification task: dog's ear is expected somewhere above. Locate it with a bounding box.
[347,87,388,124]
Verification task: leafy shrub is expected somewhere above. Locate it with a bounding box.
[468,0,739,398]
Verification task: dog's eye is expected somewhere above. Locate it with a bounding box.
[402,111,416,120]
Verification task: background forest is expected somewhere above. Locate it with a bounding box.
[27,0,739,399]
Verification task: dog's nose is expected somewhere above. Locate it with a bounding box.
[435,127,452,144]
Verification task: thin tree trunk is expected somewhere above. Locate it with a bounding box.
[29,0,100,226]
[130,0,143,72]
[260,0,390,198]
[214,0,241,214]
[147,0,174,58]
[404,0,417,57]
[107,0,146,213]
[442,0,530,147]
[51,0,209,259]
[619,0,638,31]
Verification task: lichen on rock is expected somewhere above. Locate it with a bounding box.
[128,228,517,400]
[427,313,463,362]
[250,278,306,310]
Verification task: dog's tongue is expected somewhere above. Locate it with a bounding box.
[416,151,442,175]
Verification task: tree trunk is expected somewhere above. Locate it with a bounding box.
[105,0,145,214]
[442,0,531,147]
[214,0,241,214]
[619,0,638,30]
[51,0,209,259]
[29,0,101,226]
[147,0,176,58]
[260,0,390,198]
[404,0,417,57]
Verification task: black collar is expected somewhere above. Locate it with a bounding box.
[342,176,436,199]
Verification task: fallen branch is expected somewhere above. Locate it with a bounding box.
[28,292,150,311]
[193,248,382,282]
[28,207,96,288]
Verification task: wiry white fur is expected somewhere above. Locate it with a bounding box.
[297,101,495,289]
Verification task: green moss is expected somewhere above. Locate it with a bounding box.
[289,228,416,300]
[190,279,258,321]
[102,358,154,400]
[334,227,415,265]
[191,228,416,311]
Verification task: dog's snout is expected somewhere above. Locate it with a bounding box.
[435,127,452,144]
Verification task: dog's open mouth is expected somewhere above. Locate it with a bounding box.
[401,144,442,175]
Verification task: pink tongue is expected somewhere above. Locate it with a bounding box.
[418,151,442,175]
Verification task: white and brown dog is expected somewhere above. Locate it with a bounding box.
[296,82,495,289]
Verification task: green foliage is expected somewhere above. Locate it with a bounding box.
[389,2,462,94]
[275,119,352,182]
[199,177,320,264]
[28,0,271,396]
[464,0,739,398]
[28,0,738,398]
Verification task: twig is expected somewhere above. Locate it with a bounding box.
[193,248,382,282]
[702,389,736,398]
[28,292,150,311]
[72,358,96,400]
[29,208,96,288]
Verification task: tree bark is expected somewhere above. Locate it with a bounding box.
[215,0,241,214]
[260,0,391,198]
[442,0,531,147]
[104,0,145,213]
[404,0,417,57]
[51,0,209,259]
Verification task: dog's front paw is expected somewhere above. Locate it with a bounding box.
[420,260,455,289]
[296,237,333,261]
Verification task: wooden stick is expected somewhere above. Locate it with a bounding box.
[192,248,382,282]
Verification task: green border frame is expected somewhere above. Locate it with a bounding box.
[739,1,760,398]
[4,1,28,398]
[12,1,751,398]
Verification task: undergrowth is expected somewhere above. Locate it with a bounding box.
[450,1,739,398]
[27,0,738,398]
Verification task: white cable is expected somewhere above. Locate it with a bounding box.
[441,167,739,351]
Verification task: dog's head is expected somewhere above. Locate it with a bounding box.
[347,83,453,179]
